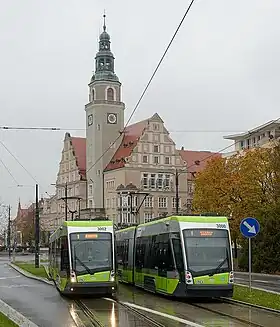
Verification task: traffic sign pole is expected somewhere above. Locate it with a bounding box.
[249,238,252,292]
[240,217,260,292]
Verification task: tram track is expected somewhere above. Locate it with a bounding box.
[187,300,280,327]
[74,300,104,327]
[73,297,165,327]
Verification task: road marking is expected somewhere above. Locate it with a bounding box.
[0,284,38,288]
[120,301,205,327]
[0,275,21,280]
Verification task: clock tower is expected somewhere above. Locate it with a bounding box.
[85,14,125,210]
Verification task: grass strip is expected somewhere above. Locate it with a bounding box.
[14,262,48,279]
[0,312,18,327]
[233,285,280,310]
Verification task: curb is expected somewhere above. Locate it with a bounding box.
[9,263,54,286]
[220,297,280,314]
[0,298,39,327]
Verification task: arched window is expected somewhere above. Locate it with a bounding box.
[107,88,114,101]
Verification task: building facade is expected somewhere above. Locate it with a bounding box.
[40,133,87,231]
[103,113,188,224]
[224,118,280,156]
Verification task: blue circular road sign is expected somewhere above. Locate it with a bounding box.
[240,217,260,238]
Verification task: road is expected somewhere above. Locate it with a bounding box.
[234,271,280,293]
[0,258,76,327]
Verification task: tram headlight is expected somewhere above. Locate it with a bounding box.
[110,270,115,282]
[185,271,193,284]
[70,270,77,283]
[229,271,234,283]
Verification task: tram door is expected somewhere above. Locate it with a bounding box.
[156,234,169,293]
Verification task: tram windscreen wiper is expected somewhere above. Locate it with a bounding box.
[209,248,229,276]
[74,254,92,275]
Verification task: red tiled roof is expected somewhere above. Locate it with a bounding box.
[179,149,222,179]
[71,137,86,178]
[105,120,147,171]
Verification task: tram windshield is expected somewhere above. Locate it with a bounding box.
[70,232,113,276]
[183,229,231,277]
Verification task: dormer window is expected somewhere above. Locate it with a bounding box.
[107,88,114,101]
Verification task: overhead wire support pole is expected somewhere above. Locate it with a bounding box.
[65,182,68,221]
[175,169,179,215]
[8,205,11,259]
[35,184,40,268]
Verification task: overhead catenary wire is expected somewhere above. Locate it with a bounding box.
[0,126,250,133]
[0,140,39,184]
[85,0,196,175]
[0,156,19,186]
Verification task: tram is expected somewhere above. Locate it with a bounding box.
[116,215,234,298]
[49,219,117,296]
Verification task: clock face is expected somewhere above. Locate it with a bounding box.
[107,113,117,124]
[88,114,93,126]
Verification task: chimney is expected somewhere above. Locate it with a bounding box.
[181,146,184,151]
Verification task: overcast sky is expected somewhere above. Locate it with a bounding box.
[0,0,280,216]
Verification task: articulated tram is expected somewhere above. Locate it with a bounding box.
[49,220,116,296]
[116,215,234,298]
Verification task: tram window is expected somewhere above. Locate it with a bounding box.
[172,238,184,273]
[156,234,174,271]
[60,236,69,272]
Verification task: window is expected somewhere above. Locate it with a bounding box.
[165,157,170,164]
[97,124,100,131]
[172,197,181,209]
[149,174,156,188]
[89,200,93,208]
[153,145,159,153]
[143,155,148,163]
[144,212,154,222]
[89,184,93,195]
[154,134,159,142]
[144,196,153,208]
[143,144,149,152]
[158,197,167,208]
[107,88,114,101]
[154,156,159,164]
[153,123,159,131]
[165,146,170,153]
[92,89,95,101]
[188,182,193,194]
[164,174,170,188]
[240,140,244,149]
[157,174,163,189]
[142,173,148,188]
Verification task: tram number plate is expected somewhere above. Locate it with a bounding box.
[98,227,107,231]
[216,223,226,229]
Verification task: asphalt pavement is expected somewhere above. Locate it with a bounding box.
[234,271,280,293]
[0,257,76,327]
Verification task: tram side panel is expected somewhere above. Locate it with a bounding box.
[134,220,183,295]
[116,227,136,284]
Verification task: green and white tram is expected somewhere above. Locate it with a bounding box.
[49,220,116,296]
[116,215,234,298]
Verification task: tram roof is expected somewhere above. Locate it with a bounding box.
[138,215,228,227]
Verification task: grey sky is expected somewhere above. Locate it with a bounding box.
[0,0,280,215]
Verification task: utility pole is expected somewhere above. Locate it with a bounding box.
[7,205,11,259]
[175,169,179,215]
[65,182,68,221]
[35,184,40,268]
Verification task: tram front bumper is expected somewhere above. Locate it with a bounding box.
[63,281,116,295]
[174,282,234,298]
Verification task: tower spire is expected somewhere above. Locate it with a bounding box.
[103,11,106,31]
